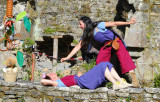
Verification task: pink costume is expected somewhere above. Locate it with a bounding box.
[94,22,136,74]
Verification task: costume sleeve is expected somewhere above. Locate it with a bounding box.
[97,22,106,30]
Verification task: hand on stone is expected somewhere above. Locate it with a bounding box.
[129,17,136,24]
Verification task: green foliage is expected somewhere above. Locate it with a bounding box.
[146,24,155,39]
[43,28,54,34]
[105,82,112,88]
[81,58,96,72]
[72,40,78,44]
[43,25,72,34]
[153,63,160,88]
[154,74,160,88]
[56,70,63,78]
[56,70,61,76]
[150,62,160,88]
[126,96,131,102]
[22,37,35,53]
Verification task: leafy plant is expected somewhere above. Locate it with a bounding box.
[105,82,112,88]
[72,40,78,44]
[154,74,160,88]
[56,70,63,78]
[22,37,35,53]
[146,24,155,39]
[81,58,96,72]
[153,64,160,88]
[43,28,54,34]
[126,96,131,102]
[150,62,160,88]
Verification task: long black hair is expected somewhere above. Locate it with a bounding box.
[79,16,100,49]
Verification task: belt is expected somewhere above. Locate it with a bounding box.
[104,37,119,47]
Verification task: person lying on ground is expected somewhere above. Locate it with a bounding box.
[41,61,132,90]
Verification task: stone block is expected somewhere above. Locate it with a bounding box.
[153,94,160,100]
[69,87,81,94]
[107,90,116,97]
[143,98,156,102]
[80,89,95,93]
[0,87,10,91]
[144,93,152,98]
[129,88,144,93]
[74,94,90,100]
[130,94,143,101]
[90,93,108,99]
[138,2,149,11]
[4,91,17,95]
[23,96,43,102]
[144,88,160,94]
[124,26,148,47]
[95,87,109,92]
[116,92,129,97]
[14,21,33,41]
[2,99,17,102]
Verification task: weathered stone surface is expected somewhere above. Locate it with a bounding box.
[129,88,144,93]
[144,93,152,98]
[138,2,149,11]
[153,94,160,100]
[23,96,43,102]
[90,93,108,99]
[107,90,116,97]
[95,87,109,92]
[4,91,17,95]
[116,92,129,97]
[145,88,160,94]
[74,94,90,100]
[0,81,159,102]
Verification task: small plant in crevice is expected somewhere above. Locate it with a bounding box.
[126,96,131,102]
[150,62,160,88]
[105,82,112,89]
[72,40,78,45]
[146,24,155,40]
[153,73,160,88]
[81,58,96,72]
[43,27,54,35]
[153,64,160,88]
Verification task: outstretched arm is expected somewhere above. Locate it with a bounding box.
[41,79,58,86]
[105,17,136,27]
[61,40,82,62]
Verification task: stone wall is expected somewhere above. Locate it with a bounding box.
[0,80,160,102]
[0,0,160,85]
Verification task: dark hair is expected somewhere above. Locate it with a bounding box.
[79,16,98,49]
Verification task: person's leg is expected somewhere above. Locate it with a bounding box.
[116,39,140,87]
[41,79,58,86]
[104,67,129,90]
[104,67,117,84]
[96,46,112,65]
[110,68,132,86]
[110,67,122,81]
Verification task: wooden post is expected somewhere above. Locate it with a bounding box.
[51,36,63,73]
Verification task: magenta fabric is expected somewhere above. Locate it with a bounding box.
[60,75,77,87]
[96,39,136,74]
